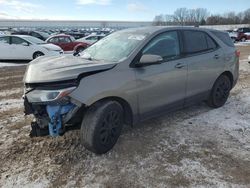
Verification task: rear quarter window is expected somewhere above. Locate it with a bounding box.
[211,31,234,47]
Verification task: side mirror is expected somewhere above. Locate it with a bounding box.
[137,54,163,67]
[22,42,29,46]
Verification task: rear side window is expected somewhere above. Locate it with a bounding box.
[211,31,234,47]
[183,31,217,54]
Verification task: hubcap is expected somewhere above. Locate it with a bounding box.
[99,111,121,145]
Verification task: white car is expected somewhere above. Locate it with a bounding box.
[77,34,105,44]
[0,35,63,60]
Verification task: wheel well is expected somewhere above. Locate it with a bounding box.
[33,51,44,59]
[221,71,234,88]
[91,97,133,126]
[74,45,85,51]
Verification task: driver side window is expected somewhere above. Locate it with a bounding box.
[143,31,180,61]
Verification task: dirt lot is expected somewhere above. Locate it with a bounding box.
[0,46,250,188]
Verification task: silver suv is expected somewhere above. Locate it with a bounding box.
[23,27,239,154]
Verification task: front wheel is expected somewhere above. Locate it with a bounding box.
[207,75,232,108]
[80,101,124,154]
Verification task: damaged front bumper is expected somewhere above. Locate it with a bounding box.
[24,86,83,137]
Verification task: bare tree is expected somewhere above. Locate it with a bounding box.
[165,14,174,25]
[173,8,189,25]
[195,8,209,24]
[152,7,250,26]
[187,9,196,24]
[243,8,250,23]
[152,14,165,26]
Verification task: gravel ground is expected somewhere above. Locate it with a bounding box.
[0,46,250,188]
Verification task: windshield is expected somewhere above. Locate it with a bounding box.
[81,31,146,62]
[36,31,50,39]
[22,36,46,44]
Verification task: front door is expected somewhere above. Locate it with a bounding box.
[134,31,188,119]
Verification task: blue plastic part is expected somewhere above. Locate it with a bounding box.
[46,103,75,137]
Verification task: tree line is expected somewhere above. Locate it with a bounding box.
[153,8,250,26]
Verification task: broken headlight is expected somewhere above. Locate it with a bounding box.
[26,87,76,103]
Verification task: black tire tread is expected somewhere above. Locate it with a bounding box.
[207,75,231,108]
[80,100,123,154]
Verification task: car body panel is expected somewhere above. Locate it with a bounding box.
[24,26,239,126]
[24,55,117,83]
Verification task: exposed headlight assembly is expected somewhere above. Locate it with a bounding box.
[26,87,76,103]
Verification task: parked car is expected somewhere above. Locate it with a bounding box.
[23,27,239,154]
[77,34,106,44]
[0,35,63,60]
[46,34,90,53]
[226,30,237,43]
[11,31,50,41]
[234,27,250,42]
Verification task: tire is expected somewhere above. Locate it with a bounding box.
[33,51,44,59]
[80,101,124,154]
[207,75,232,108]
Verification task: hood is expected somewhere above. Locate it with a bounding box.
[24,55,117,84]
[39,43,62,51]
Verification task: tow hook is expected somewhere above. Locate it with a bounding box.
[46,104,75,137]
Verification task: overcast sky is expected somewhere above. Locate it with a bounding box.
[0,0,250,21]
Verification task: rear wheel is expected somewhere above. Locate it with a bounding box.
[33,51,44,59]
[80,101,124,154]
[207,75,232,108]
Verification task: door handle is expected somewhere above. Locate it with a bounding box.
[214,54,220,59]
[175,63,185,69]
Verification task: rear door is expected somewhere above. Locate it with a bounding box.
[134,31,188,119]
[0,36,11,59]
[182,30,224,103]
